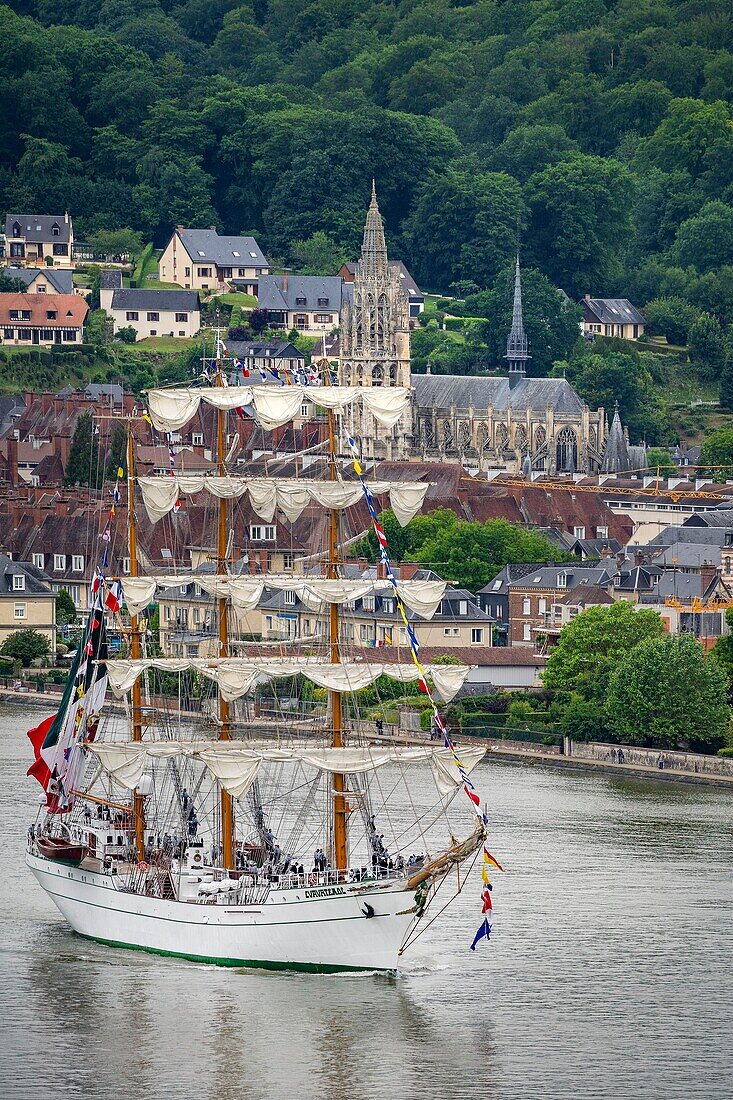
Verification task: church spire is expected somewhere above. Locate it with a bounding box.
[505,255,530,389]
[359,180,389,280]
[601,401,631,474]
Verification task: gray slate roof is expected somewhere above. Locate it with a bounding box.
[651,543,722,568]
[258,275,343,313]
[413,374,585,415]
[4,265,74,293]
[0,553,53,596]
[110,289,200,311]
[684,508,733,528]
[100,270,123,290]
[508,564,614,589]
[5,214,72,244]
[227,340,304,362]
[581,298,645,325]
[178,229,267,269]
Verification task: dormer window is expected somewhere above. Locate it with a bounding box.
[557,572,568,588]
[52,223,60,236]
[12,222,21,237]
[295,296,306,306]
[317,297,329,307]
[12,574,25,591]
[46,310,57,320]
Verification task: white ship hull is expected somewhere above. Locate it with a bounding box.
[26,852,417,973]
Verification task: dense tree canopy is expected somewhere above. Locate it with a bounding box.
[355,509,569,592]
[606,634,730,752]
[0,0,731,328]
[543,602,667,702]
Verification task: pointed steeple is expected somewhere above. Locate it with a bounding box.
[601,401,630,474]
[359,180,389,280]
[505,255,530,389]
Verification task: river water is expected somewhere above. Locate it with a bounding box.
[1,702,731,1100]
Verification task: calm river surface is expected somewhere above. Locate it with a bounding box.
[1,702,731,1100]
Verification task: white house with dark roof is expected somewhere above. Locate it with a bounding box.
[258,274,343,335]
[3,266,74,294]
[580,296,646,341]
[99,272,199,339]
[2,213,74,268]
[0,553,56,654]
[158,227,269,294]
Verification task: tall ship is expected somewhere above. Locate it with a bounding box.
[25,203,500,974]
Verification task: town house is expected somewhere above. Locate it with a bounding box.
[4,266,74,294]
[257,274,343,336]
[0,293,88,346]
[99,272,200,339]
[158,227,269,293]
[3,213,74,267]
[507,563,615,646]
[580,296,646,341]
[0,552,56,655]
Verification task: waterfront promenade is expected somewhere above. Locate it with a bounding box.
[3,685,732,789]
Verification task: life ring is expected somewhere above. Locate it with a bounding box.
[137,861,149,872]
[309,873,317,885]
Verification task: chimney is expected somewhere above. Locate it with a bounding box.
[177,225,184,232]
[700,562,718,591]
[584,293,591,301]
[64,211,69,224]
[7,438,18,490]
[282,270,288,293]
[209,225,216,232]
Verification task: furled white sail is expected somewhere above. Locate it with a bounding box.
[87,741,486,800]
[120,574,446,619]
[146,386,410,433]
[137,475,429,527]
[104,657,470,702]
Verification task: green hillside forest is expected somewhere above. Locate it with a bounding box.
[2,1,733,324]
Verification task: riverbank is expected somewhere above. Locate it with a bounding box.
[4,689,732,790]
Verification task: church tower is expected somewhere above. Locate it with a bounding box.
[505,256,530,389]
[340,182,412,458]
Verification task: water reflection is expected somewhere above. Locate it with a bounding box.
[1,707,731,1100]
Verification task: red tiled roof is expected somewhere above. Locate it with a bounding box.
[0,293,88,327]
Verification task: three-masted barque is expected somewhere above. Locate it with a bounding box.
[25,341,493,972]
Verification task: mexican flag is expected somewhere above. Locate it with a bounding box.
[27,601,108,814]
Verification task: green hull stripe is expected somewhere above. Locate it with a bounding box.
[76,932,391,974]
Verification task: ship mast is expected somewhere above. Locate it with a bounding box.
[325,360,348,876]
[215,334,234,871]
[126,421,145,861]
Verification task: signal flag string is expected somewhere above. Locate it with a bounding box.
[344,433,504,951]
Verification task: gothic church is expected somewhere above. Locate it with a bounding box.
[340,187,611,474]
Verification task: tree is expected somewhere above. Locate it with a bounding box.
[55,588,77,627]
[699,427,733,478]
[87,227,143,260]
[645,448,677,475]
[354,510,567,591]
[0,274,27,293]
[0,628,50,667]
[687,312,725,378]
[670,201,733,274]
[643,297,701,346]
[115,325,137,344]
[403,166,526,291]
[291,231,347,275]
[558,346,665,443]
[406,515,568,592]
[490,124,578,178]
[606,634,729,752]
[106,421,126,481]
[543,602,666,701]
[64,411,102,488]
[468,264,583,377]
[525,154,634,296]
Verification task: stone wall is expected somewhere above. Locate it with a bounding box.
[571,741,733,778]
